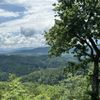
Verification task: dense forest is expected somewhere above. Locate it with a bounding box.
[0,59,92,100]
[0,53,77,81]
[0,49,92,100]
[0,47,95,100]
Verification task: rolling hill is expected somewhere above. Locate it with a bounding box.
[0,47,78,81]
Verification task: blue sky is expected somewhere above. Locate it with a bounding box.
[0,0,57,48]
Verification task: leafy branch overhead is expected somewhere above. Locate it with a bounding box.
[45,0,100,60]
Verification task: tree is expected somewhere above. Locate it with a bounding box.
[45,0,100,100]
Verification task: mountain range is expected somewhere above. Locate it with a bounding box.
[0,47,78,81]
[0,47,49,56]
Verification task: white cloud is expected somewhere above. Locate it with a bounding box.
[0,0,57,48]
[0,0,56,32]
[0,9,19,17]
[0,32,45,48]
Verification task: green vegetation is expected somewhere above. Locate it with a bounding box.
[0,60,95,100]
[0,55,69,81]
[21,68,64,84]
[0,72,91,100]
[45,0,100,99]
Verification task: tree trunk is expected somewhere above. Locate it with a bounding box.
[91,56,99,100]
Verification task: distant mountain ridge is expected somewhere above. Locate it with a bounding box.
[0,47,77,62]
[12,47,49,55]
[0,47,78,81]
[0,47,49,56]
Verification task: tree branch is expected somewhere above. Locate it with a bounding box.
[88,37,100,55]
[75,34,95,59]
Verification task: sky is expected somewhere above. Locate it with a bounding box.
[0,0,57,48]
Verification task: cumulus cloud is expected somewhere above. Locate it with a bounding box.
[0,0,57,48]
[0,0,56,32]
[0,32,45,48]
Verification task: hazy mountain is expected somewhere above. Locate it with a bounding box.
[0,47,77,63]
[0,47,49,56]
[0,47,78,81]
[12,47,49,55]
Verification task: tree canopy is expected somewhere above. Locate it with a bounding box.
[45,0,100,100]
[45,0,100,59]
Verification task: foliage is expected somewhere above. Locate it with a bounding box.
[60,75,91,100]
[0,55,68,80]
[45,0,100,59]
[21,68,64,84]
[45,0,100,99]
[0,73,91,100]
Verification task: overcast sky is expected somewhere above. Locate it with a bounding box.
[0,0,57,48]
